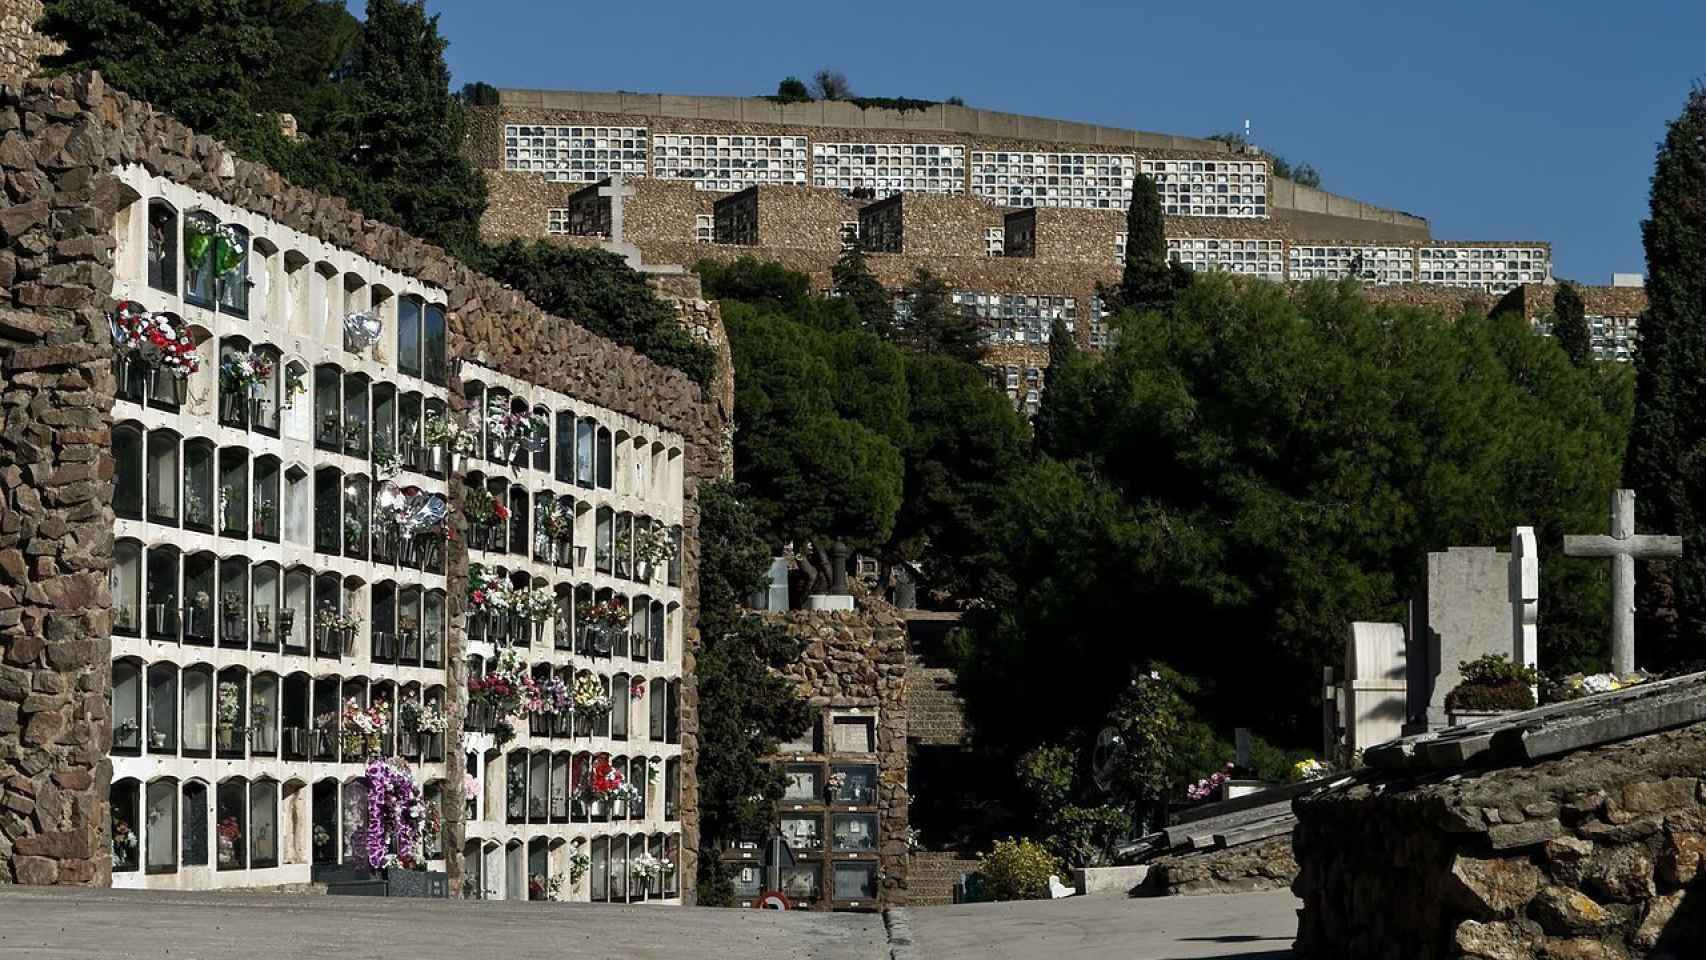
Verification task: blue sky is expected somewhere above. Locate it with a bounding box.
[399,0,1702,281]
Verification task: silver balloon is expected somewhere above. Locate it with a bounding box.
[343,310,383,350]
[397,492,448,540]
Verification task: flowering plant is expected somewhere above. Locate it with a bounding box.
[399,700,449,735]
[631,851,673,882]
[572,672,611,716]
[466,564,511,613]
[635,524,676,571]
[577,599,631,630]
[362,758,426,871]
[110,301,201,376]
[630,677,648,700]
[217,681,242,727]
[530,675,570,715]
[577,756,627,802]
[484,397,547,454]
[514,586,556,624]
[372,443,401,482]
[1289,758,1332,783]
[568,850,592,883]
[217,815,241,867]
[464,487,507,527]
[342,697,390,757]
[185,214,244,277]
[424,410,478,455]
[1184,762,1235,802]
[538,502,574,544]
[316,606,363,634]
[219,350,274,397]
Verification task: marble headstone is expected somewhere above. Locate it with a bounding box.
[1406,546,1513,732]
[1345,621,1408,755]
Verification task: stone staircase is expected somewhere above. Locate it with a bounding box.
[906,656,967,747]
[907,850,980,906]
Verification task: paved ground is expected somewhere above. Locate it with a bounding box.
[905,890,1299,960]
[0,887,889,960]
[0,887,1297,959]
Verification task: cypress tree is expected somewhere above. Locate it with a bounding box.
[1119,174,1177,312]
[902,266,981,363]
[1552,282,1591,367]
[1625,88,1706,668]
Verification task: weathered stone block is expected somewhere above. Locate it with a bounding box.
[1489,818,1563,850]
[1448,854,1543,919]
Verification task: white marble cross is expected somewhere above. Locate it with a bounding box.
[598,174,636,246]
[1563,489,1683,675]
[1510,526,1539,676]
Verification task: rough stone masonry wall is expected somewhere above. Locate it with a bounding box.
[1148,836,1297,897]
[769,601,911,906]
[1293,722,1706,959]
[0,0,58,86]
[0,72,730,892]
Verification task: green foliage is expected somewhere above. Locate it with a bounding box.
[975,838,1060,901]
[1445,654,1540,712]
[457,81,499,106]
[693,482,813,905]
[774,76,811,103]
[1017,744,1075,816]
[42,0,282,138]
[40,0,711,387]
[1552,282,1591,367]
[1205,132,1322,188]
[481,240,715,386]
[811,69,853,101]
[901,266,981,363]
[723,301,906,551]
[715,264,1026,599]
[1116,174,1185,314]
[1625,87,1706,671]
[959,278,1631,765]
[831,237,895,337]
[697,256,812,312]
[319,0,486,253]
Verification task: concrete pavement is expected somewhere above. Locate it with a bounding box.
[0,886,1298,959]
[904,890,1299,960]
[0,887,889,960]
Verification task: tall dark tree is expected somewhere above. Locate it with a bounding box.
[1118,174,1181,313]
[693,482,812,904]
[40,0,282,138]
[1625,88,1706,669]
[901,266,980,362]
[323,0,487,253]
[1032,315,1086,459]
[247,0,361,133]
[1552,282,1591,367]
[832,231,896,338]
[810,69,853,101]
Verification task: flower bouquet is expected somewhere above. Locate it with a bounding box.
[217,815,242,868]
[571,672,611,719]
[185,214,245,278]
[342,697,390,759]
[111,816,139,869]
[218,350,274,424]
[424,410,477,474]
[576,598,630,656]
[634,524,676,583]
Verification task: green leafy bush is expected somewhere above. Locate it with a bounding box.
[976,838,1060,901]
[1445,654,1539,711]
[1049,805,1134,868]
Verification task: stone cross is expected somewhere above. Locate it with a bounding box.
[598,174,636,246]
[1563,489,1683,675]
[1509,526,1539,675]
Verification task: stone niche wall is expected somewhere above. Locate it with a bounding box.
[1293,723,1706,959]
[767,600,910,907]
[0,72,728,893]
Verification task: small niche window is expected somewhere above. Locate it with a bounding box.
[217,224,250,317]
[146,199,178,295]
[144,545,180,641]
[397,296,423,378]
[831,715,876,754]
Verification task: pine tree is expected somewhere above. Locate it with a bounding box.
[1552,282,1591,366]
[1625,88,1706,669]
[831,228,894,337]
[902,266,981,362]
[1118,174,1179,313]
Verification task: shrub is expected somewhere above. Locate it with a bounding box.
[977,838,1060,901]
[1445,654,1539,711]
[1017,744,1074,818]
[1049,805,1134,868]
